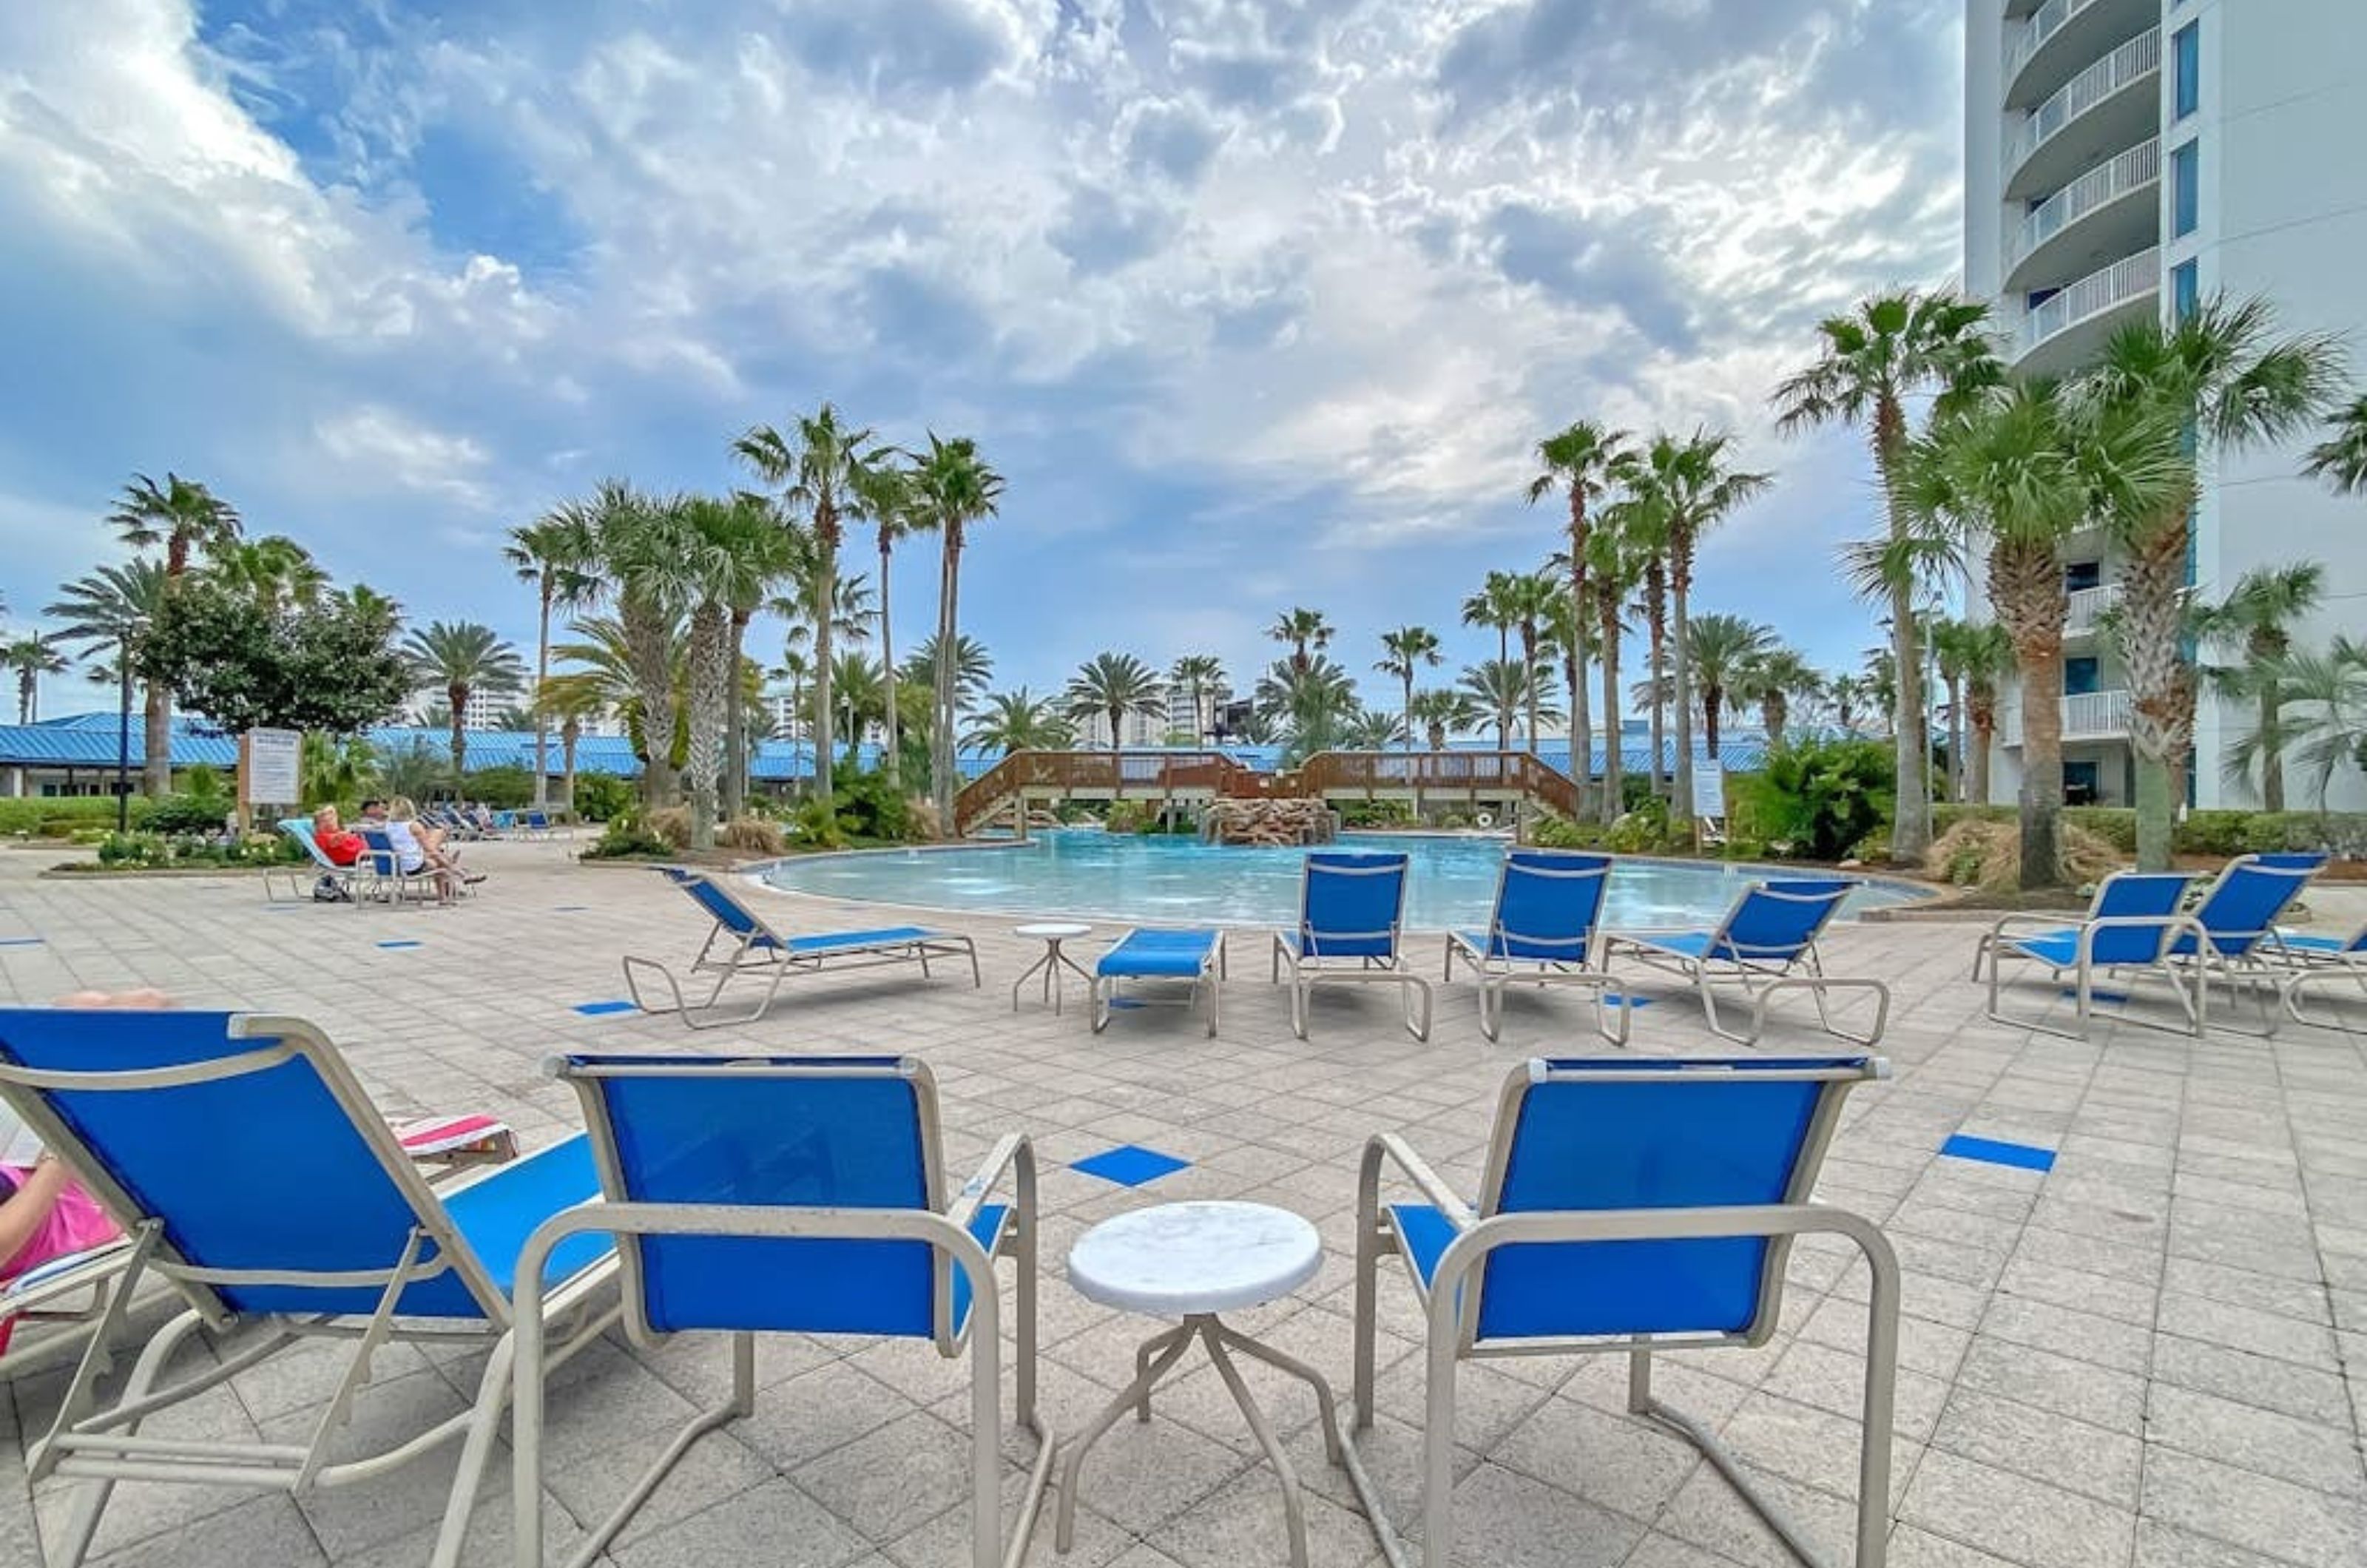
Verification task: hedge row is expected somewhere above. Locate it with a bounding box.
[0,797,156,837]
[1932,803,2367,858]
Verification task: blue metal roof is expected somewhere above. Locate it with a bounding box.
[0,714,1778,783]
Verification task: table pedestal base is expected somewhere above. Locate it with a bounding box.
[1057,1313,1346,1568]
[1012,938,1094,1015]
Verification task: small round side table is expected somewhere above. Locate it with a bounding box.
[1011,922,1094,1014]
[1056,1200,1348,1568]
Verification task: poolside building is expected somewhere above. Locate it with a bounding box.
[1962,0,2367,809]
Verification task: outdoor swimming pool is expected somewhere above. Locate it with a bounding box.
[757,830,1928,927]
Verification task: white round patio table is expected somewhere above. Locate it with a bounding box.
[1010,922,1094,1016]
[1056,1201,1349,1568]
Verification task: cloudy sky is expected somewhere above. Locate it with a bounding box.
[0,0,1966,724]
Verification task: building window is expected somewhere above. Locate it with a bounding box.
[2064,561,2103,592]
[2171,141,2199,237]
[2171,260,2199,321]
[2173,24,2199,118]
[2064,658,2101,697]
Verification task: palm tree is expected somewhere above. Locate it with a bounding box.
[1736,646,1821,750]
[404,621,525,783]
[2074,295,2346,868]
[677,493,791,848]
[1586,510,1647,821]
[963,689,1076,751]
[826,651,889,763]
[107,472,242,580]
[1458,658,1560,753]
[1064,653,1167,748]
[1168,654,1226,742]
[1460,571,1520,666]
[2260,636,2367,810]
[1406,689,1482,752]
[1503,572,1561,755]
[1955,622,2013,807]
[2306,394,2367,493]
[575,481,698,805]
[1254,656,1362,760]
[504,512,600,808]
[1530,422,1634,814]
[1684,614,1775,761]
[845,459,922,780]
[45,560,170,793]
[533,672,607,810]
[2,632,67,723]
[1627,430,1774,825]
[901,633,994,714]
[1267,607,1333,676]
[1542,592,1593,785]
[2198,562,2326,810]
[1340,710,1405,750]
[1773,290,1999,862]
[212,535,327,610]
[735,405,885,811]
[910,434,1004,831]
[1374,628,1442,753]
[105,473,244,795]
[1927,618,1976,802]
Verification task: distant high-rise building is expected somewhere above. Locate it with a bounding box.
[1166,680,1231,741]
[1964,0,2366,808]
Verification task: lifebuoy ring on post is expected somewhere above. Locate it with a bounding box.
[1474,811,1496,829]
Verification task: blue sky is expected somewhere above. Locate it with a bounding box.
[0,0,1967,724]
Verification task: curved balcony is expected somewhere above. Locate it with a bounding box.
[2004,28,2159,200]
[2005,0,2155,109]
[2014,247,2159,375]
[2005,138,2159,294]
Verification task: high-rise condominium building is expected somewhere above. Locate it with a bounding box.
[1964,0,2366,809]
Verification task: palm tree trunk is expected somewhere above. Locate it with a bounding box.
[878,537,899,784]
[933,529,962,833]
[621,599,678,808]
[1873,407,1931,863]
[1945,676,1965,804]
[1645,561,1668,798]
[1704,683,1722,760]
[449,689,467,787]
[2118,502,2190,872]
[1995,538,2068,889]
[561,721,580,810]
[142,679,171,800]
[813,547,837,811]
[723,612,750,820]
[2258,683,2285,811]
[1672,559,1697,839]
[1521,632,1541,754]
[1598,605,1623,825]
[532,575,552,808]
[1969,708,1994,806]
[1401,674,1415,754]
[685,604,731,851]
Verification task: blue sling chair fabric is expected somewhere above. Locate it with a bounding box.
[0,1007,617,1568]
[1270,851,1433,1041]
[1601,878,1888,1045]
[1443,849,1624,1043]
[1093,927,1227,1035]
[1351,1054,1898,1568]
[511,1052,1050,1568]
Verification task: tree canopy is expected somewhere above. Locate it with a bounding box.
[138,581,410,734]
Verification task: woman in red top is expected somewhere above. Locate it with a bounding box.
[311,805,365,867]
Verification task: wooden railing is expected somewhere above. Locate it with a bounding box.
[954,748,1590,836]
[953,750,1256,834]
[1297,751,1584,820]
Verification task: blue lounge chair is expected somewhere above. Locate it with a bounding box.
[519,808,556,839]
[1974,871,2199,1036]
[358,825,448,905]
[513,1053,1051,1568]
[624,866,981,1030]
[2271,919,2367,1030]
[1093,927,1227,1035]
[2161,856,2323,1034]
[266,817,363,904]
[1270,851,1433,1041]
[1351,1055,1897,1568]
[1601,878,1888,1045]
[0,1009,619,1568]
[1443,849,1627,1044]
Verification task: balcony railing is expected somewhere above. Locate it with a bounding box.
[2019,247,2158,356]
[2005,28,2159,176]
[2010,138,2158,273]
[2006,0,2124,91]
[2064,583,2121,634]
[2002,688,2133,746]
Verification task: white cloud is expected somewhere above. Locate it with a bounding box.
[313,405,493,508]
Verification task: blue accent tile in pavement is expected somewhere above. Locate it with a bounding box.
[1601,995,1655,1009]
[1940,1134,2056,1173]
[553,905,591,913]
[377,940,424,950]
[0,937,43,947]
[572,999,638,1017]
[1071,1145,1190,1187]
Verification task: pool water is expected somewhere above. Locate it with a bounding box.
[757,830,1925,928]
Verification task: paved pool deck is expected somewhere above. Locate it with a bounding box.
[0,838,2362,1568]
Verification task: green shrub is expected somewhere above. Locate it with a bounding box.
[462,765,537,809]
[1934,804,2016,832]
[0,797,157,837]
[568,773,635,823]
[789,799,845,850]
[1732,738,1895,862]
[2174,810,2251,857]
[2063,806,2138,851]
[1529,814,1603,850]
[1104,801,1155,835]
[1338,800,1414,828]
[145,793,235,837]
[1619,774,1660,814]
[96,831,169,867]
[829,766,913,842]
[1604,797,1678,855]
[582,811,673,859]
